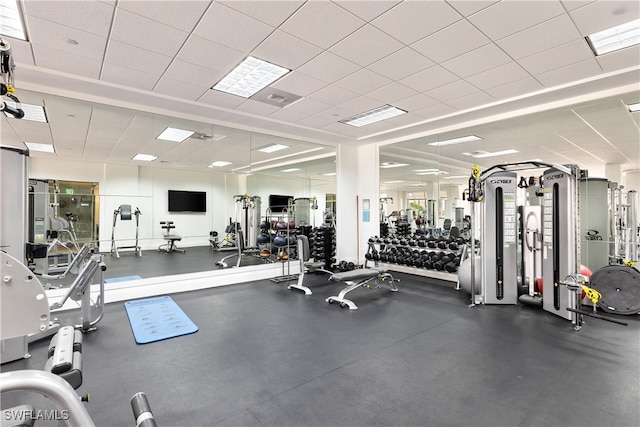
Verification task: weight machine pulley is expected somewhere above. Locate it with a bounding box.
[0,38,25,119]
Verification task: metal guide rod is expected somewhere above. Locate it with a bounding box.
[469,201,476,307]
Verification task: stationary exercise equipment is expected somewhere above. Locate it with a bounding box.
[110,205,142,258]
[0,37,25,119]
[325,267,399,310]
[288,235,331,295]
[158,220,185,254]
[216,195,261,268]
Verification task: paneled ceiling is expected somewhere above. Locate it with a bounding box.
[1,0,639,179]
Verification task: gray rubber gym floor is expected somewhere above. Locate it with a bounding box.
[2,253,639,427]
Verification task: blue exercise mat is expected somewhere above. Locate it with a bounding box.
[124,296,198,344]
[104,275,142,284]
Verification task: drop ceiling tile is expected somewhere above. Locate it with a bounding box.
[485,77,545,99]
[371,1,461,45]
[268,107,308,123]
[105,40,172,75]
[446,91,496,110]
[162,60,224,88]
[427,80,479,102]
[111,9,189,56]
[411,19,490,63]
[194,2,275,52]
[220,1,304,27]
[338,96,385,115]
[32,45,102,79]
[5,38,34,65]
[297,51,360,83]
[467,0,565,40]
[570,0,640,35]
[177,35,246,74]
[101,63,161,90]
[198,89,246,108]
[117,0,210,32]
[334,68,392,95]
[27,16,107,60]
[308,85,360,106]
[252,30,322,70]
[466,62,530,90]
[333,0,400,22]
[295,115,336,129]
[393,93,440,112]
[271,71,327,97]
[280,2,364,49]
[561,1,596,12]
[412,102,458,119]
[279,97,331,115]
[154,77,208,101]
[535,58,602,87]
[317,106,359,123]
[329,24,403,67]
[399,65,459,93]
[23,0,114,37]
[368,82,418,103]
[368,47,434,81]
[441,44,513,78]
[446,0,499,17]
[518,39,594,75]
[497,14,583,60]
[596,46,640,72]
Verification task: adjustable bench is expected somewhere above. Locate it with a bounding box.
[326,267,398,310]
[158,221,185,254]
[288,235,332,295]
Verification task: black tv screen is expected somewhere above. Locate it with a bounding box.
[168,190,206,212]
[269,194,292,212]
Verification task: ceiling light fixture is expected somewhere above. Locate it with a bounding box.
[463,149,519,158]
[0,0,27,40]
[416,171,448,176]
[380,162,408,169]
[256,143,290,153]
[627,102,640,112]
[156,127,194,142]
[212,56,291,98]
[413,168,439,173]
[427,135,483,147]
[132,154,157,161]
[281,168,300,173]
[384,180,405,184]
[3,102,47,122]
[340,105,407,127]
[209,161,232,168]
[25,142,54,153]
[586,18,640,55]
[323,172,336,176]
[443,175,469,179]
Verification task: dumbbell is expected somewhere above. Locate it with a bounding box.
[437,239,448,250]
[444,261,457,273]
[433,260,445,271]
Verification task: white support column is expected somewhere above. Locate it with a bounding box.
[335,143,379,265]
[605,164,622,185]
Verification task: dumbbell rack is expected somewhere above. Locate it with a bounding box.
[310,226,336,268]
[364,240,462,283]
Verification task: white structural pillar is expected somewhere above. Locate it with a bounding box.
[335,143,379,264]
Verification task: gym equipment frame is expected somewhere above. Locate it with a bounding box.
[110,205,142,258]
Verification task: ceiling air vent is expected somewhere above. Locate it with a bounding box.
[251,87,302,108]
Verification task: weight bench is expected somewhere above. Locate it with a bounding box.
[326,267,398,310]
[158,221,185,254]
[289,235,332,295]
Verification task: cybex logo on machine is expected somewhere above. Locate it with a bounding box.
[489,179,513,184]
[545,174,565,181]
[585,229,603,240]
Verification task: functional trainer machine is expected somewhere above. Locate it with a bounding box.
[0,37,25,119]
[216,195,261,268]
[110,205,142,258]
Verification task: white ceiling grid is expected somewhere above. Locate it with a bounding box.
[0,0,637,177]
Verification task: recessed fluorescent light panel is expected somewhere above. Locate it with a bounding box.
[0,0,27,40]
[281,168,300,173]
[380,162,408,169]
[156,127,194,142]
[257,143,289,153]
[209,161,232,168]
[443,175,469,179]
[3,102,47,122]
[413,168,439,173]
[340,105,407,127]
[384,180,404,184]
[133,154,157,161]
[427,135,482,147]
[463,149,518,158]
[323,172,336,176]
[627,102,640,112]
[586,18,640,55]
[25,142,54,153]
[212,56,291,98]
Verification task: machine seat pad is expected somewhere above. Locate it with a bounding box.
[165,235,182,241]
[331,267,387,282]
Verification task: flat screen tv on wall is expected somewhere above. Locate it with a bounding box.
[168,190,207,212]
[269,194,292,213]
